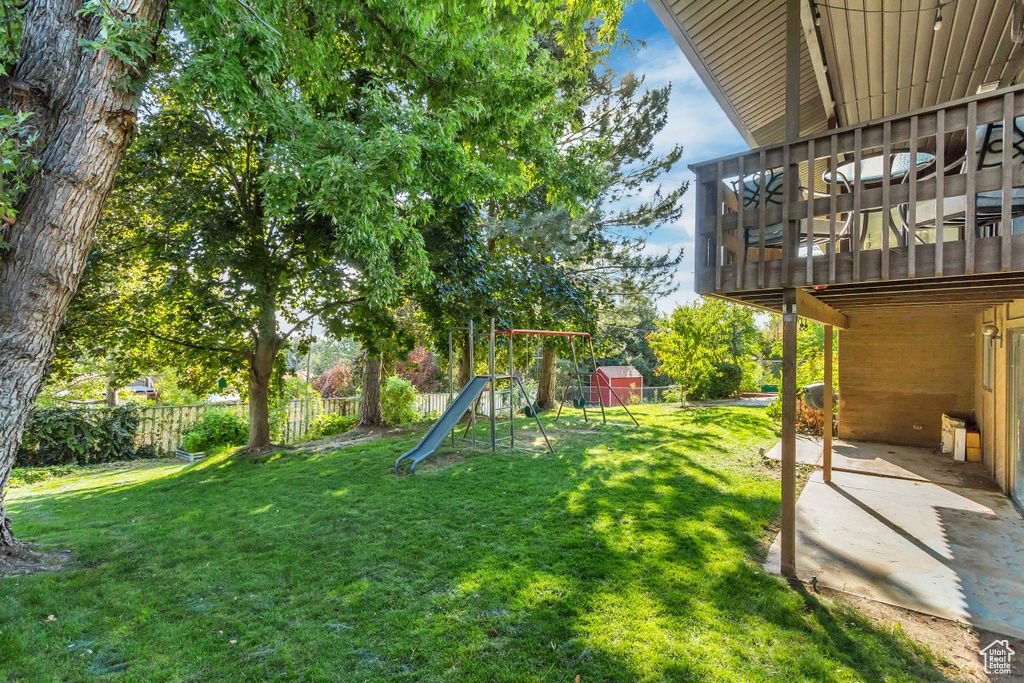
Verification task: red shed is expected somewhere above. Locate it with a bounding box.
[590,366,642,407]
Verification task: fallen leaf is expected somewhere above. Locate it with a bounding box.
[45,615,56,623]
[488,629,498,638]
[229,639,237,645]
[575,677,581,683]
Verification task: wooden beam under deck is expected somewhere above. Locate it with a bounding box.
[795,289,849,329]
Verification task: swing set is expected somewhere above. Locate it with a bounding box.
[395,318,639,473]
[448,321,638,454]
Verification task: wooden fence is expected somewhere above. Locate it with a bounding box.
[133,393,453,457]
[132,388,692,457]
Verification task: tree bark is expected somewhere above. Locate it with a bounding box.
[358,352,384,426]
[246,334,280,449]
[458,339,472,389]
[0,0,169,548]
[535,345,558,409]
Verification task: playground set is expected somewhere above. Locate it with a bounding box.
[394,320,639,474]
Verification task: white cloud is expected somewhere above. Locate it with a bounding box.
[608,27,749,313]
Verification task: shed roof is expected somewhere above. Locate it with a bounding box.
[597,366,642,378]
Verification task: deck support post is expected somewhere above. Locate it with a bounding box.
[784,0,801,285]
[781,288,798,578]
[823,324,833,483]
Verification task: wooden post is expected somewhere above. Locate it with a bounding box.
[781,288,798,577]
[823,324,833,483]
[784,0,801,287]
[779,0,801,579]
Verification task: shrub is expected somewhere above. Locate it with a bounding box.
[181,409,248,453]
[17,405,141,467]
[381,376,418,425]
[307,413,357,438]
[739,361,767,393]
[688,362,742,400]
[765,397,838,436]
[395,346,445,393]
[312,359,354,398]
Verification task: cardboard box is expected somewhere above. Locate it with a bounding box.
[966,447,982,462]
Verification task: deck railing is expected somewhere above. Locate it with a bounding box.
[691,83,1024,295]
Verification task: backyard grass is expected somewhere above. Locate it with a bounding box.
[0,405,955,681]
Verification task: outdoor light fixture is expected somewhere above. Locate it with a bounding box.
[934,5,943,30]
[982,323,1003,344]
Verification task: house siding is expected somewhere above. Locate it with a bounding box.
[974,300,1024,494]
[838,308,976,448]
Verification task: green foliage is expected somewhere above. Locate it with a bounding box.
[307,413,357,439]
[287,337,360,379]
[651,298,761,402]
[180,410,247,453]
[0,109,37,247]
[595,295,666,386]
[767,319,839,388]
[78,0,160,92]
[738,360,770,393]
[688,362,742,401]
[380,377,418,425]
[270,378,322,441]
[17,406,141,467]
[6,464,84,489]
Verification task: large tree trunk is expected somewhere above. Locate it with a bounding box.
[458,339,472,389]
[0,0,168,548]
[535,345,558,409]
[358,352,384,426]
[246,334,280,449]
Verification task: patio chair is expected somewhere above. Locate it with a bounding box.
[727,169,834,252]
[899,116,1024,240]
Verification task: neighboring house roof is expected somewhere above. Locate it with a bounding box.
[649,0,1024,147]
[597,366,642,378]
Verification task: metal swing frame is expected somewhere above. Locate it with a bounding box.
[445,319,639,457]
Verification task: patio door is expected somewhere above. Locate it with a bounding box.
[1011,332,1024,508]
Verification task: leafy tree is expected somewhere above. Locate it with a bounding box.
[650,299,760,404]
[396,347,446,394]
[594,295,667,387]
[0,0,170,547]
[74,0,627,443]
[766,318,839,389]
[0,0,628,546]
[312,360,355,399]
[287,337,360,380]
[489,67,687,406]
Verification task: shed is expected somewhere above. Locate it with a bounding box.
[590,366,642,407]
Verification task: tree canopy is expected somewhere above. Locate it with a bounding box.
[57,0,630,444]
[650,298,760,402]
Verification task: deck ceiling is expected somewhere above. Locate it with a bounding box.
[650,0,1024,147]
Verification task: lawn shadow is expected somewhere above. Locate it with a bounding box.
[0,406,956,681]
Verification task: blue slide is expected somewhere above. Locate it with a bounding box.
[395,375,490,474]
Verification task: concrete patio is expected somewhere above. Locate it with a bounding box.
[764,438,1024,639]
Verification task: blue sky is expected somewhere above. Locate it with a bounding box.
[610,2,747,310]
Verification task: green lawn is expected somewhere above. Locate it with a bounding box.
[1,406,954,681]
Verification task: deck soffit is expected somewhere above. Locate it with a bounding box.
[651,0,1024,147]
[648,0,832,147]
